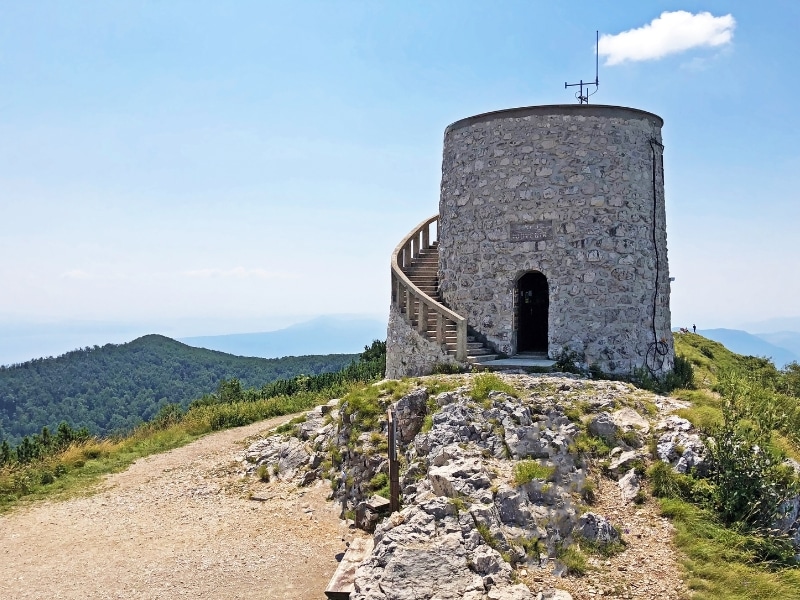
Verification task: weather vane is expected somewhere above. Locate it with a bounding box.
[565,31,599,104]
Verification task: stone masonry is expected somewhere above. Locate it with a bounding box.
[437,105,674,374]
[386,304,459,378]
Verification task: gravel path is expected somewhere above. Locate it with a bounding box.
[0,416,354,600]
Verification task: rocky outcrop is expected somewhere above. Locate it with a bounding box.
[655,415,708,475]
[239,373,800,598]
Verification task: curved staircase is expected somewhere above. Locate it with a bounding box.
[391,216,498,366]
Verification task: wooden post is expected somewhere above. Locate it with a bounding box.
[387,408,400,513]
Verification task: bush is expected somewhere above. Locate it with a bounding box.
[470,373,518,402]
[512,460,555,486]
[556,545,588,576]
[707,402,794,528]
[554,348,583,374]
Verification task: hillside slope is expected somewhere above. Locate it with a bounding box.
[698,328,798,368]
[0,334,356,445]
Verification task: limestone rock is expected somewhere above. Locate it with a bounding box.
[607,450,645,478]
[588,412,618,442]
[576,512,619,545]
[618,468,641,503]
[537,591,573,600]
[487,584,535,599]
[356,495,392,533]
[656,416,708,474]
[612,407,650,434]
[395,387,429,444]
[241,436,310,479]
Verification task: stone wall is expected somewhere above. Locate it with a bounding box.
[385,304,461,379]
[438,105,673,374]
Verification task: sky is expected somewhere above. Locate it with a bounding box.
[1,1,799,364]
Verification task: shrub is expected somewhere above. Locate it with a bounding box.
[706,398,795,528]
[431,362,464,375]
[471,373,518,402]
[475,521,499,551]
[569,433,611,457]
[449,496,467,515]
[556,545,588,576]
[368,472,390,498]
[554,348,583,374]
[368,472,388,491]
[256,464,270,482]
[579,478,597,504]
[648,461,693,500]
[512,460,555,486]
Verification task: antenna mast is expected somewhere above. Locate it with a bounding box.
[565,30,600,104]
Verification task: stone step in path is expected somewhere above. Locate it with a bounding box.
[324,537,374,600]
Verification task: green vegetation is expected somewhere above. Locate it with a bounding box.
[0,334,358,446]
[646,333,800,596]
[569,432,611,457]
[577,534,627,558]
[470,373,518,404]
[0,341,386,512]
[512,460,555,486]
[448,495,467,515]
[340,379,412,445]
[368,472,390,498]
[556,544,589,576]
[661,498,800,599]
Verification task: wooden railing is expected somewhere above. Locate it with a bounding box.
[390,215,467,361]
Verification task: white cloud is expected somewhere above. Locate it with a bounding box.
[599,11,735,66]
[60,269,92,280]
[183,267,298,280]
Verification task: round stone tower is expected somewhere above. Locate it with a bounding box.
[437,104,673,374]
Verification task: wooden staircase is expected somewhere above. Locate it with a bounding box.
[402,242,499,364]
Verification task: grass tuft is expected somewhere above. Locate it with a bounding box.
[512,460,555,486]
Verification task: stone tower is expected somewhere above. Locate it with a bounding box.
[386,104,674,377]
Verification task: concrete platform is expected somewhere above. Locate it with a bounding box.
[477,354,556,370]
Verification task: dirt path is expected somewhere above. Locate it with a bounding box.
[0,416,354,600]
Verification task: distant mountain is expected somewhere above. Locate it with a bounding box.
[697,328,798,368]
[0,334,356,445]
[180,315,387,358]
[755,331,800,362]
[741,316,800,333]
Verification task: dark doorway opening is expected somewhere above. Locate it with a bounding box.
[516,272,549,353]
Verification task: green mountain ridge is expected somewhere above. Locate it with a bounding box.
[0,334,356,445]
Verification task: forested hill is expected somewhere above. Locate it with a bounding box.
[0,334,356,445]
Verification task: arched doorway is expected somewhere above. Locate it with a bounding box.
[516,272,549,353]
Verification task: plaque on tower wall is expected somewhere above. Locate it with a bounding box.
[509,221,554,242]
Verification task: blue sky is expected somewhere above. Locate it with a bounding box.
[1,1,799,364]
